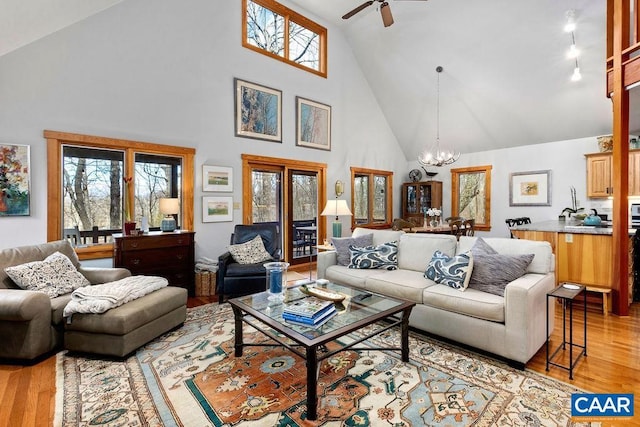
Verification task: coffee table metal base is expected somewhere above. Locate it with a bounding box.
[231,305,413,421]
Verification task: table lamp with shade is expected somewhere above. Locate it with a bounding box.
[321,180,352,238]
[159,198,179,232]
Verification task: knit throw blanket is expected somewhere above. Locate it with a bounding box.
[63,275,168,319]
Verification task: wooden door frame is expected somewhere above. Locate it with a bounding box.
[241,154,327,263]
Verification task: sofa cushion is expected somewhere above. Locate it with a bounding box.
[331,233,373,266]
[227,235,273,265]
[457,236,552,274]
[397,233,457,272]
[5,252,90,298]
[51,294,72,326]
[365,269,437,304]
[348,241,398,270]
[325,265,371,289]
[424,250,473,291]
[352,227,404,246]
[64,286,187,335]
[422,285,505,323]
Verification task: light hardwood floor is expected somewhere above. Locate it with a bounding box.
[1,296,638,426]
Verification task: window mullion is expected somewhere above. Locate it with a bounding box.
[284,14,290,62]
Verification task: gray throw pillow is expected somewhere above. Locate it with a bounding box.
[469,237,535,296]
[331,233,373,266]
[4,251,90,298]
[471,237,498,256]
[348,241,398,270]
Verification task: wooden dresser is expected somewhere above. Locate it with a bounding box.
[113,231,195,296]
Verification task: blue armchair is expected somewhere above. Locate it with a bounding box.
[216,223,281,303]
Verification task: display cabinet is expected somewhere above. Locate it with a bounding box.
[401,181,443,224]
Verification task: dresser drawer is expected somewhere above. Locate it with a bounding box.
[122,247,190,270]
[121,234,192,251]
[114,231,195,295]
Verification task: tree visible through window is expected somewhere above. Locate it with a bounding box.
[62,148,182,238]
[351,167,393,229]
[243,0,326,77]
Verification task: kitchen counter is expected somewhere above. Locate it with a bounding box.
[510,219,638,236]
[510,220,634,309]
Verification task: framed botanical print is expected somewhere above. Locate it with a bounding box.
[0,144,30,216]
[451,165,492,231]
[509,170,551,206]
[234,78,282,142]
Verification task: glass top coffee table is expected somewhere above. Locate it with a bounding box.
[228,282,415,421]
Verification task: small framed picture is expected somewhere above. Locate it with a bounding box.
[296,96,331,151]
[234,78,282,142]
[203,165,232,192]
[203,196,233,222]
[509,170,551,206]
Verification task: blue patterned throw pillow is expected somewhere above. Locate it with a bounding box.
[348,241,398,270]
[424,250,474,291]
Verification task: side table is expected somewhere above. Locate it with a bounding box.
[546,283,587,379]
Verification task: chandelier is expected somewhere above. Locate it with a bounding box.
[418,66,460,167]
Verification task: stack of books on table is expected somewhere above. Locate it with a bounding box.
[282,296,337,328]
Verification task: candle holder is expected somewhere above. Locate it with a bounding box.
[264,261,290,301]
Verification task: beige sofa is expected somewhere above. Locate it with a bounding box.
[317,228,555,366]
[0,240,187,361]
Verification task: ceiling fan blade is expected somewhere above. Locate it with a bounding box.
[342,1,375,20]
[380,2,394,27]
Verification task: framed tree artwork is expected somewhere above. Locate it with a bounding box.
[451,165,492,231]
[0,144,30,216]
[296,96,331,151]
[234,78,282,142]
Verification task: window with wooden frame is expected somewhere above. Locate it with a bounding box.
[45,130,195,260]
[451,165,492,232]
[350,167,393,229]
[243,0,327,78]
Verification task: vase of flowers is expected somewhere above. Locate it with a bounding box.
[427,207,441,227]
[123,176,136,235]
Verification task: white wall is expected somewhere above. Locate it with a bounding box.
[407,136,607,238]
[0,0,407,258]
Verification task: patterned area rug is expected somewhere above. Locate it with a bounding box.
[55,303,591,426]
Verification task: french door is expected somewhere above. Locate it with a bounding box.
[242,155,327,265]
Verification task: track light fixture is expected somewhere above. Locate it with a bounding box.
[564,10,582,82]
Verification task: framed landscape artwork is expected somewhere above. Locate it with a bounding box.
[509,170,551,206]
[0,144,30,216]
[234,78,282,142]
[203,165,232,192]
[203,196,233,222]
[296,96,331,151]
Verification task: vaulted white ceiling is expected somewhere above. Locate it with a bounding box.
[0,0,123,57]
[290,0,618,159]
[1,0,624,159]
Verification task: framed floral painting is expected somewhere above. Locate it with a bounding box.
[0,144,30,216]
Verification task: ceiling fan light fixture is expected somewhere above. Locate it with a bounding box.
[380,2,394,27]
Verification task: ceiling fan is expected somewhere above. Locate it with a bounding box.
[342,0,428,28]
